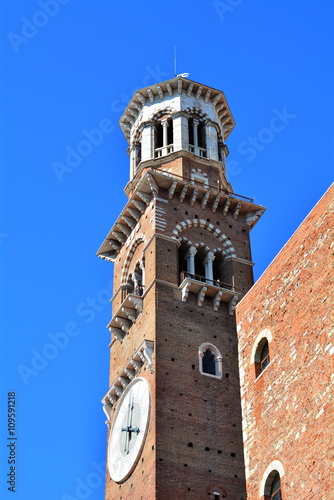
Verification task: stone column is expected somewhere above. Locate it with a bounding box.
[141,122,154,161]
[129,145,136,180]
[192,119,199,155]
[203,251,215,283]
[140,260,145,290]
[185,246,197,277]
[172,114,189,152]
[161,119,168,156]
[134,143,141,166]
[205,122,218,161]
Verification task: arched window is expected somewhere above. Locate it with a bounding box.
[202,350,216,375]
[263,470,282,500]
[154,117,173,157]
[208,487,226,499]
[261,461,284,500]
[188,117,207,157]
[155,122,163,151]
[198,343,222,379]
[260,340,270,371]
[254,337,270,378]
[270,473,281,500]
[198,122,206,150]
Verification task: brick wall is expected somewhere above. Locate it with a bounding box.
[236,184,334,499]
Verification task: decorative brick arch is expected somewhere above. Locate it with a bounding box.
[121,234,146,285]
[184,106,209,122]
[150,106,175,122]
[132,107,176,142]
[173,219,237,258]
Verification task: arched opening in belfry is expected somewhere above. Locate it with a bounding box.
[213,252,225,283]
[155,122,163,150]
[134,261,144,296]
[188,116,207,157]
[126,274,134,294]
[178,242,189,278]
[167,118,173,145]
[218,140,224,162]
[198,122,206,150]
[188,119,194,145]
[154,116,173,157]
[194,246,206,279]
[136,141,141,165]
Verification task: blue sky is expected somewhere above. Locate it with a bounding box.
[0,1,333,499]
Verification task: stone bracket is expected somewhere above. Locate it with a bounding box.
[101,340,155,423]
[201,191,210,209]
[213,290,223,311]
[222,197,230,216]
[190,188,199,206]
[179,184,188,202]
[233,201,242,220]
[168,180,178,199]
[180,280,191,302]
[211,194,221,212]
[246,209,265,228]
[108,294,143,343]
[228,295,239,315]
[197,286,207,306]
[179,275,240,312]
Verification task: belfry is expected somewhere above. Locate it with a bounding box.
[97,76,265,499]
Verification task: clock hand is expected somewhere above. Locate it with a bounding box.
[121,395,140,453]
[127,427,140,434]
[128,395,135,449]
[122,395,133,453]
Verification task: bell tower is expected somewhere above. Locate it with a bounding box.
[97,77,265,500]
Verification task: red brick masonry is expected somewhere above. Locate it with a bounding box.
[236,184,334,499]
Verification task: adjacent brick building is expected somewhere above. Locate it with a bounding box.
[236,184,334,499]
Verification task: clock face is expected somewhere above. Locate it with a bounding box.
[108,377,150,483]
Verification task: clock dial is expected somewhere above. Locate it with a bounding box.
[108,378,150,483]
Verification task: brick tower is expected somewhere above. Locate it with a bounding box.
[97,77,265,500]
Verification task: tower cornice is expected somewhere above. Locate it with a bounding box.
[120,77,236,144]
[96,169,266,262]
